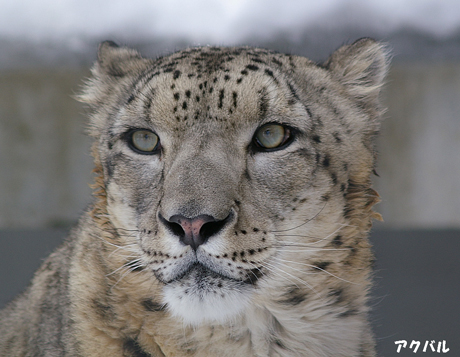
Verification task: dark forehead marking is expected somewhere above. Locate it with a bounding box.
[173,70,181,79]
[218,89,225,109]
[287,82,300,100]
[258,88,269,118]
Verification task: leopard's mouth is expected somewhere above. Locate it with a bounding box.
[157,261,263,286]
[161,261,256,325]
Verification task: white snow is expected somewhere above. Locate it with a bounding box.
[0,0,459,44]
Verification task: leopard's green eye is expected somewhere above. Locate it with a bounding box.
[254,124,291,150]
[129,130,160,154]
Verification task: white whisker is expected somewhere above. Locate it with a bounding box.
[273,257,357,285]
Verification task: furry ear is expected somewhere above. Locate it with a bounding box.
[324,38,390,103]
[77,41,151,109]
[95,41,146,77]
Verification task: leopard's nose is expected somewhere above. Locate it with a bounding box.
[159,213,233,250]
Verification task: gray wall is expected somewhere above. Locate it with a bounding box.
[1,62,459,229]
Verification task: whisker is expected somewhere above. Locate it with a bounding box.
[106,258,143,277]
[261,260,323,300]
[275,225,344,247]
[273,257,357,285]
[276,247,350,252]
[269,202,327,233]
[108,244,140,258]
[257,261,301,290]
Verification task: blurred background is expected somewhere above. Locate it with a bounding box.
[0,0,459,355]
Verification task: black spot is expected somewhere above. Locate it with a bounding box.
[274,339,286,349]
[339,309,359,318]
[127,93,136,104]
[174,93,180,101]
[272,58,283,66]
[340,183,346,192]
[224,75,230,81]
[108,142,113,150]
[244,168,251,181]
[185,90,191,98]
[332,235,343,246]
[163,67,173,73]
[236,78,243,84]
[173,70,181,79]
[123,339,151,357]
[196,95,200,102]
[232,91,238,108]
[241,230,247,235]
[287,98,296,106]
[253,227,259,232]
[333,132,342,143]
[287,82,300,100]
[328,288,344,301]
[246,64,259,71]
[322,155,330,167]
[321,194,330,201]
[92,299,113,320]
[105,157,118,179]
[209,87,214,93]
[142,299,165,312]
[258,89,269,118]
[218,89,225,109]
[279,286,307,306]
[331,172,338,185]
[312,261,331,271]
[241,69,248,75]
[348,246,358,255]
[264,68,274,77]
[182,101,187,110]
[313,135,321,143]
[248,249,255,255]
[243,267,264,284]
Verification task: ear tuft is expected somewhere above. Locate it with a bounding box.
[96,41,144,78]
[324,38,391,102]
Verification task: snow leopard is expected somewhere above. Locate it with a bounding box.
[0,38,389,356]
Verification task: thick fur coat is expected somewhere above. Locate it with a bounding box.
[0,38,389,356]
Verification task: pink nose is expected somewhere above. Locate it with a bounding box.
[163,214,215,250]
[159,213,232,250]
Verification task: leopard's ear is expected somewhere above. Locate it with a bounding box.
[95,41,147,77]
[77,41,151,108]
[324,38,390,104]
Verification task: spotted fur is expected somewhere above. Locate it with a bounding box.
[0,38,389,356]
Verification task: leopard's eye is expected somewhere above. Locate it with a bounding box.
[128,129,160,154]
[254,123,291,150]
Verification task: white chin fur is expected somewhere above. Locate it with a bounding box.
[163,282,252,326]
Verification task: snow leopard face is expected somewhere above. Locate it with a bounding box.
[80,39,388,326]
